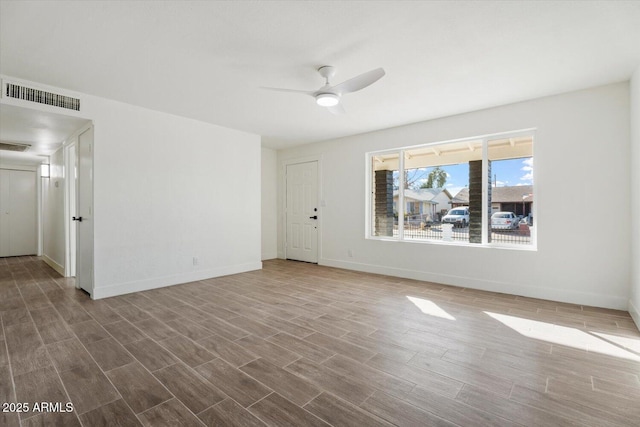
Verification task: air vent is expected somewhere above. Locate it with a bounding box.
[4,83,80,111]
[0,141,31,152]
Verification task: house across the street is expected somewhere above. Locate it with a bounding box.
[452,185,533,217]
[393,188,453,222]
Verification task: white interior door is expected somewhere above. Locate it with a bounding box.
[286,161,318,263]
[67,143,77,276]
[76,127,94,294]
[0,169,37,257]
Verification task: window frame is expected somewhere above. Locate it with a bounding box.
[366,129,537,250]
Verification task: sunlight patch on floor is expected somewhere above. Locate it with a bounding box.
[407,296,456,320]
[485,311,640,362]
[590,331,640,353]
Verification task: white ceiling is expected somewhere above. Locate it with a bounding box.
[1,1,639,150]
[0,104,89,165]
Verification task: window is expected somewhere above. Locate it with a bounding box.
[368,131,534,247]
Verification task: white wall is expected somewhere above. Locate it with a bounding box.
[261,147,278,260]
[2,75,262,299]
[630,66,640,327]
[87,98,262,298]
[42,147,65,274]
[278,82,631,309]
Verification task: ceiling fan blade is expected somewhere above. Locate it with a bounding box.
[327,103,346,115]
[329,68,385,95]
[259,87,314,96]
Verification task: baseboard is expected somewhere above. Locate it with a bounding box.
[629,299,640,331]
[320,257,628,310]
[92,261,262,300]
[42,254,65,276]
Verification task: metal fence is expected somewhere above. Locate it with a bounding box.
[394,218,532,245]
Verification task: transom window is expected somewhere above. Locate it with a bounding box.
[368,131,535,247]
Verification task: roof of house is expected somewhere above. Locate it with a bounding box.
[393,188,452,204]
[452,185,534,204]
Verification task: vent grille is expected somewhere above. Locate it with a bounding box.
[5,83,80,111]
[0,142,31,152]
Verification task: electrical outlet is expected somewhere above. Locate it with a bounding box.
[347,249,353,258]
[193,257,199,266]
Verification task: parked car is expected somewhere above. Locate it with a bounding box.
[442,207,469,227]
[491,211,519,230]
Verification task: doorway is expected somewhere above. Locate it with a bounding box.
[64,124,94,295]
[0,168,37,257]
[65,141,77,277]
[285,161,319,263]
[74,126,94,294]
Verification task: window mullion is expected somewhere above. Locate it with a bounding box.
[481,139,489,244]
[398,150,405,240]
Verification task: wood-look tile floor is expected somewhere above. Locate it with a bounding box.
[1,256,639,426]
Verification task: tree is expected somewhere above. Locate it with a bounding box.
[394,168,429,190]
[421,166,447,189]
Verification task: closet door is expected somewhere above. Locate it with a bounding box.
[0,169,37,257]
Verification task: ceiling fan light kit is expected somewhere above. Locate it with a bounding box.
[262,65,385,114]
[316,93,340,107]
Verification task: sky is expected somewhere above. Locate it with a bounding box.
[406,157,533,197]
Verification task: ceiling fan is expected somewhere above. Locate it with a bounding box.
[262,66,386,114]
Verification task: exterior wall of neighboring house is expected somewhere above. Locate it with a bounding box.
[431,191,452,220]
[395,189,451,222]
[499,201,533,217]
[457,187,533,217]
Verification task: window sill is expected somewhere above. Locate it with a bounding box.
[367,235,537,251]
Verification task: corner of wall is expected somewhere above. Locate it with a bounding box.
[261,147,278,261]
[42,254,65,276]
[629,63,640,331]
[630,299,640,331]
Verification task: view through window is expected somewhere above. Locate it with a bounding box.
[370,133,534,246]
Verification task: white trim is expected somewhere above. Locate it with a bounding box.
[37,163,44,256]
[530,133,537,247]
[366,234,537,251]
[63,122,92,279]
[92,262,262,299]
[0,164,38,172]
[63,139,76,278]
[400,127,538,152]
[320,257,628,310]
[42,254,64,276]
[629,299,640,332]
[364,153,372,238]
[398,152,405,237]
[281,155,323,263]
[481,138,489,243]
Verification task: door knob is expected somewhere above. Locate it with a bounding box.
[72,216,83,222]
[309,215,318,220]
